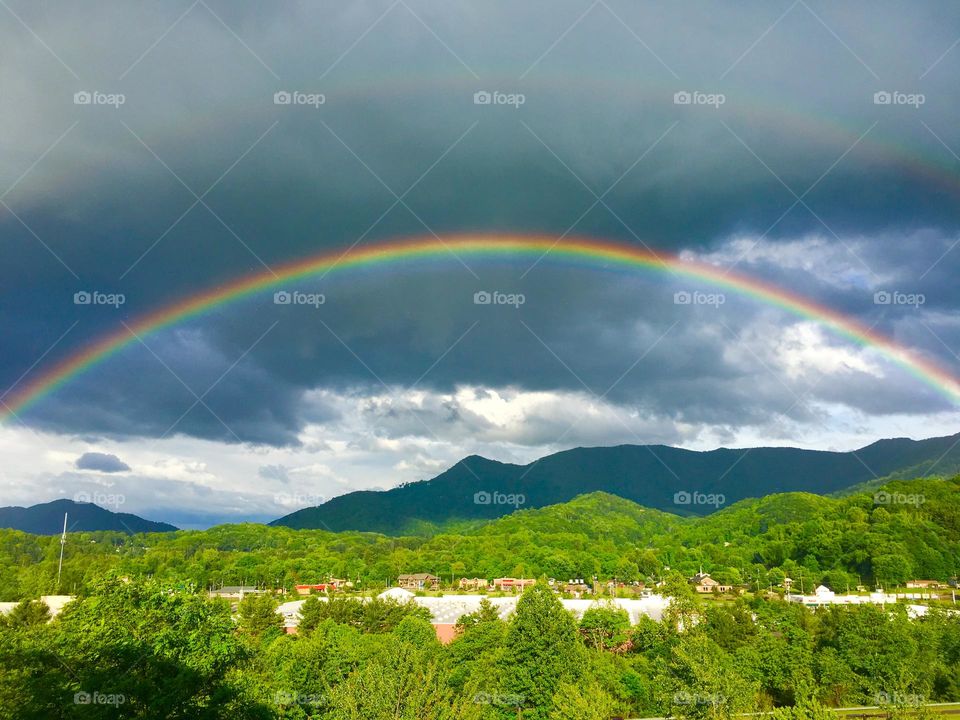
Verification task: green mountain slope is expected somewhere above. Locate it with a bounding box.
[2,476,959,601]
[0,499,178,535]
[271,432,960,533]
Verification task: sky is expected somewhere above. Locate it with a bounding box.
[1,0,960,528]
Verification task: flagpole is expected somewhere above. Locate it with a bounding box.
[56,512,67,591]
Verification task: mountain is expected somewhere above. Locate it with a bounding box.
[271,431,960,534]
[0,499,178,534]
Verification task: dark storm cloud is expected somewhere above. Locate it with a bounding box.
[75,451,130,473]
[3,0,960,443]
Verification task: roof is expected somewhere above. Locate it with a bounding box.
[378,587,416,601]
[275,593,672,628]
[39,595,74,616]
[214,585,263,593]
[398,573,438,580]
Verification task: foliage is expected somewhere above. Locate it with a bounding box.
[0,476,959,718]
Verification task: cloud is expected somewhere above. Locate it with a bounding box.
[74,452,131,473]
[1,1,959,521]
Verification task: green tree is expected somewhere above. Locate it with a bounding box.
[238,592,282,640]
[662,633,758,719]
[549,680,617,719]
[501,584,582,719]
[768,696,833,719]
[579,604,631,652]
[393,615,439,646]
[0,599,50,628]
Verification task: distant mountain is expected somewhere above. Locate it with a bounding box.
[0,499,178,534]
[271,431,960,534]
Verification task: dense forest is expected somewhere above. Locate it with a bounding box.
[1,475,958,600]
[1,576,959,718]
[1,475,959,717]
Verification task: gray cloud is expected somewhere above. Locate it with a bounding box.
[74,452,131,473]
[1,0,959,452]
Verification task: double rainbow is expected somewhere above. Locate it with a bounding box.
[2,234,958,421]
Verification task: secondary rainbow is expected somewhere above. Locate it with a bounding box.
[2,234,959,421]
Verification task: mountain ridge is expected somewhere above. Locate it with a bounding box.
[271,431,960,534]
[0,498,178,535]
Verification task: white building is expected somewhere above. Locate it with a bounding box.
[787,585,896,607]
[275,590,672,638]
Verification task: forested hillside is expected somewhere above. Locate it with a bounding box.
[0,498,177,535]
[2,476,958,600]
[271,433,960,533]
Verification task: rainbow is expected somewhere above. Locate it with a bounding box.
[2,233,959,421]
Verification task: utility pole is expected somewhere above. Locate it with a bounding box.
[56,513,68,591]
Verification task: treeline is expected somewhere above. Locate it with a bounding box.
[0,476,958,601]
[1,578,958,718]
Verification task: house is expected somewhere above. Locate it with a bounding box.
[492,578,536,593]
[294,583,334,595]
[397,574,440,591]
[906,580,942,589]
[562,579,592,597]
[689,573,733,594]
[458,577,487,591]
[605,580,646,596]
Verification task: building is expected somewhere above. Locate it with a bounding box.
[562,580,592,597]
[491,578,536,593]
[294,583,334,595]
[787,585,897,607]
[458,577,487,591]
[0,595,74,619]
[274,591,672,644]
[379,587,416,602]
[209,585,267,600]
[906,580,942,589]
[397,573,440,591]
[690,573,733,594]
